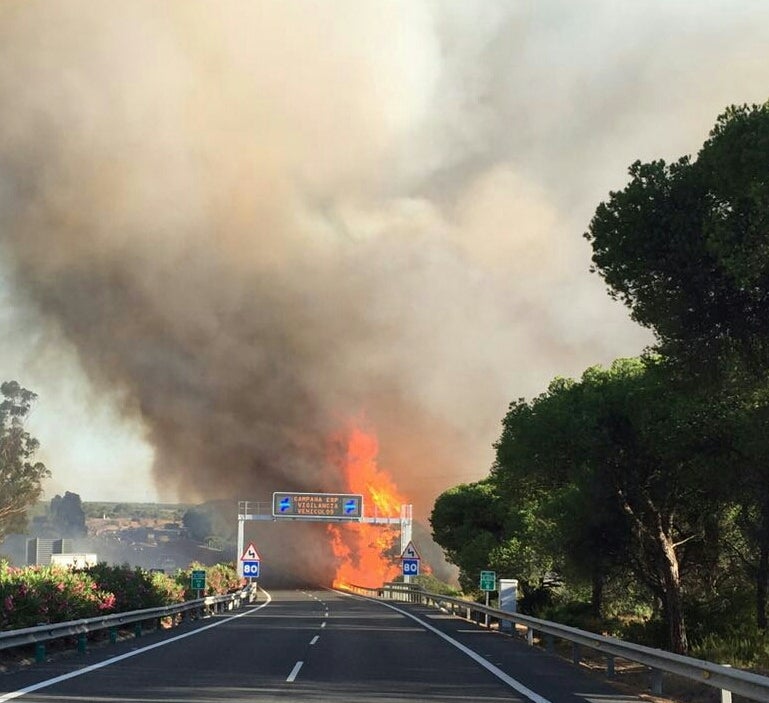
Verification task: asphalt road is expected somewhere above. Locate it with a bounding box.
[0,589,639,703]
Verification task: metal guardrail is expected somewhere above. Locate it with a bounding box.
[344,582,769,703]
[0,584,259,661]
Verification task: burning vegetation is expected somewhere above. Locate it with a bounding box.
[327,424,410,589]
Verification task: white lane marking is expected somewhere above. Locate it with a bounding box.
[336,592,552,703]
[321,621,326,628]
[0,590,274,702]
[286,660,304,682]
[310,635,319,645]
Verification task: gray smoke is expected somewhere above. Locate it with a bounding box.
[1,1,767,521]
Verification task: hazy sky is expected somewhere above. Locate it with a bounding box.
[0,1,767,511]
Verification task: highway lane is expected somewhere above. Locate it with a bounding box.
[0,589,639,703]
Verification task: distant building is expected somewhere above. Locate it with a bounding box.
[50,553,98,569]
[26,538,74,566]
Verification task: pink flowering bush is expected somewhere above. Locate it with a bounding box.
[0,560,115,629]
[0,560,238,631]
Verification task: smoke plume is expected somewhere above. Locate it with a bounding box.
[1,1,767,523]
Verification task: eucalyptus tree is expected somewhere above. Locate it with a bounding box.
[0,381,50,541]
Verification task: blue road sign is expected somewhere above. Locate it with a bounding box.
[242,561,260,578]
[402,558,420,576]
[272,492,363,519]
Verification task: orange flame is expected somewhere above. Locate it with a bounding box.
[328,424,407,589]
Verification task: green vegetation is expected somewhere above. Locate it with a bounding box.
[0,561,115,629]
[0,559,242,631]
[180,561,241,599]
[0,382,50,541]
[431,102,769,660]
[49,492,87,537]
[82,503,188,521]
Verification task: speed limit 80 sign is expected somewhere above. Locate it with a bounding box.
[242,561,260,578]
[402,558,420,576]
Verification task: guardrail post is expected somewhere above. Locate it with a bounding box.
[134,622,142,638]
[721,664,732,703]
[527,628,534,646]
[650,668,663,696]
[78,633,87,654]
[545,633,554,654]
[109,627,118,644]
[35,642,46,663]
[572,643,580,666]
[606,655,615,678]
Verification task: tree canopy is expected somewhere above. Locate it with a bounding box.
[431,102,769,657]
[50,491,87,537]
[0,381,50,541]
[585,101,769,373]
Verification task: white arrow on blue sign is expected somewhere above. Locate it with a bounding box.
[242,561,260,578]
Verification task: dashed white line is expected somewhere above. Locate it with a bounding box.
[310,635,319,645]
[286,660,304,682]
[321,621,326,628]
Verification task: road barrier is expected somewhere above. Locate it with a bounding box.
[344,581,769,703]
[0,584,259,662]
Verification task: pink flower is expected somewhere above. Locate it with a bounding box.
[3,595,13,612]
[99,593,116,611]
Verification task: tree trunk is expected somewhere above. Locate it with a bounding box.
[658,528,688,654]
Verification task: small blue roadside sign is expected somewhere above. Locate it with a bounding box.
[402,558,420,576]
[344,498,358,515]
[242,561,260,578]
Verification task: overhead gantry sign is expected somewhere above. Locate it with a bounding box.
[272,492,363,520]
[236,497,413,578]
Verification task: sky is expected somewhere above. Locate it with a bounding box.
[0,0,768,512]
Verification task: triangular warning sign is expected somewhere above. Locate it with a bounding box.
[400,540,421,560]
[240,542,261,561]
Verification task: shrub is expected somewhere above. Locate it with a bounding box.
[0,561,115,629]
[177,562,242,599]
[85,563,185,611]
